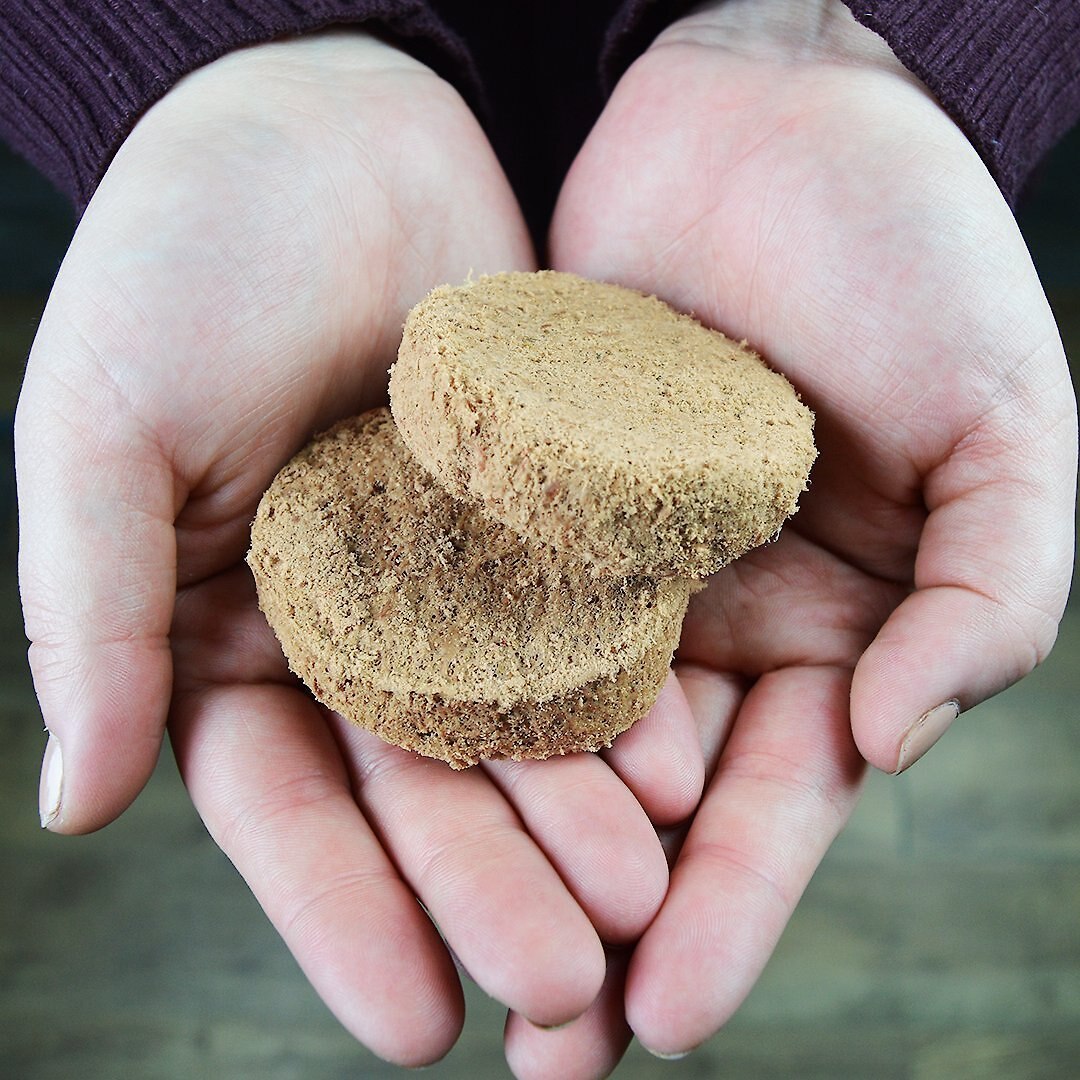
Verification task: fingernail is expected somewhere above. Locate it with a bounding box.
[39,733,63,828]
[530,1017,576,1032]
[894,700,959,774]
[643,1045,692,1060]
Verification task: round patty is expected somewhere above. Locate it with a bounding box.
[390,270,816,577]
[247,408,695,768]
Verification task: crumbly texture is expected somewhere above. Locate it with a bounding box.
[390,270,816,577]
[248,408,695,768]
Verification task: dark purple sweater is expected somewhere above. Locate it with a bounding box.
[2,0,1079,229]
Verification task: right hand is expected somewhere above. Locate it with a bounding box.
[17,32,704,1065]
[515,0,1076,1069]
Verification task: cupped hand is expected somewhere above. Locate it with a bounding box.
[16,32,704,1065]
[517,0,1077,1068]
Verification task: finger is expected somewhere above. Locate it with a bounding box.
[852,398,1076,773]
[169,681,463,1067]
[483,753,668,944]
[672,662,746,785]
[601,671,705,827]
[17,343,175,834]
[653,664,746,871]
[340,726,607,1028]
[504,950,633,1080]
[626,665,864,1057]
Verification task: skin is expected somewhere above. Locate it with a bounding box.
[18,32,704,1067]
[505,0,1075,1070]
[17,1,1076,1075]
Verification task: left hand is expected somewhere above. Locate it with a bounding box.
[506,0,1076,1069]
[15,31,704,1066]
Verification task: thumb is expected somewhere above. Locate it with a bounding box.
[17,324,175,833]
[851,381,1077,774]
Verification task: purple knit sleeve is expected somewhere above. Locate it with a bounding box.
[0,1,481,213]
[836,2,1080,207]
[601,0,1080,207]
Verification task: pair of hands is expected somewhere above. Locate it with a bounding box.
[18,0,1075,1074]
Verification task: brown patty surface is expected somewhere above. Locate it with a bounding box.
[390,270,816,577]
[247,408,695,768]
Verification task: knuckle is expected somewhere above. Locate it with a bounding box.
[215,770,343,857]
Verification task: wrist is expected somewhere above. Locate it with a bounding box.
[651,0,917,86]
[131,30,445,148]
[91,27,473,240]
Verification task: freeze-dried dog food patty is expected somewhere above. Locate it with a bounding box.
[248,408,694,767]
[390,270,815,577]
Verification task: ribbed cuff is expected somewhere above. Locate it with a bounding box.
[838,2,1080,206]
[0,0,481,212]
